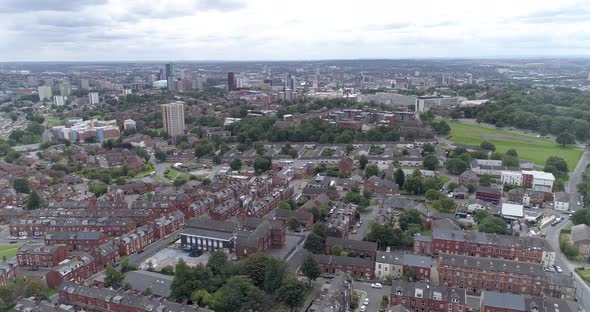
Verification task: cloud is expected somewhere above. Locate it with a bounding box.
[0,0,107,12]
[0,0,588,61]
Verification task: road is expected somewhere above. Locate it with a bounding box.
[355,282,390,312]
[350,205,380,241]
[542,148,590,310]
[127,228,183,267]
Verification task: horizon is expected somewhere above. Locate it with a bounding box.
[0,0,589,61]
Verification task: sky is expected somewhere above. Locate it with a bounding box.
[0,0,589,61]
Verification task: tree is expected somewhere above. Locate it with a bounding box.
[254,156,272,173]
[506,149,518,157]
[480,141,496,151]
[171,259,214,301]
[479,174,492,186]
[26,191,43,210]
[330,244,344,256]
[262,257,289,296]
[432,120,451,135]
[279,201,292,210]
[394,168,405,188]
[359,155,368,170]
[191,289,213,307]
[422,155,439,170]
[445,158,467,175]
[401,266,415,282]
[13,178,29,194]
[399,209,423,231]
[240,254,270,288]
[556,132,576,146]
[207,250,228,276]
[478,216,509,235]
[545,156,569,175]
[403,175,423,195]
[301,254,321,286]
[474,210,491,224]
[287,217,300,231]
[422,143,435,155]
[278,278,306,312]
[230,158,242,171]
[431,198,457,213]
[160,265,175,275]
[303,232,325,253]
[211,275,271,312]
[154,148,167,162]
[105,264,124,287]
[365,164,380,178]
[425,189,444,201]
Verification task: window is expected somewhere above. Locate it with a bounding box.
[378,264,381,269]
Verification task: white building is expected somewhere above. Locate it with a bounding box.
[53,95,65,106]
[375,251,404,279]
[500,171,523,185]
[523,170,555,192]
[88,92,99,105]
[161,101,185,137]
[554,192,570,211]
[123,119,136,130]
[80,79,90,90]
[37,86,52,101]
[501,203,524,220]
[122,89,132,96]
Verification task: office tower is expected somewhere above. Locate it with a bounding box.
[53,96,65,106]
[467,73,473,84]
[227,72,237,91]
[37,86,52,101]
[59,82,71,96]
[313,67,319,90]
[161,101,185,137]
[88,92,99,105]
[158,69,165,81]
[166,63,175,92]
[80,79,89,90]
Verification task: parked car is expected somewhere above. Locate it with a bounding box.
[364,298,370,305]
[554,265,563,273]
[360,306,367,312]
[371,283,383,289]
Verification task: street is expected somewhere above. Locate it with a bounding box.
[542,148,590,310]
[355,282,390,312]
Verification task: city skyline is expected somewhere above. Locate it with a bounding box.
[0,0,588,61]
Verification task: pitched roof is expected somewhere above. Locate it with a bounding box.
[391,280,466,304]
[571,224,590,244]
[325,237,377,252]
[123,270,173,298]
[312,254,374,269]
[440,253,545,277]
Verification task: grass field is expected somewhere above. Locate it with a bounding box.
[164,168,190,181]
[576,268,590,283]
[0,244,20,259]
[445,119,583,169]
[46,116,68,127]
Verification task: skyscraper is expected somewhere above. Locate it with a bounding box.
[161,101,185,137]
[227,72,237,91]
[467,73,473,84]
[37,86,52,101]
[313,67,319,90]
[166,63,175,92]
[89,92,99,105]
[80,79,89,90]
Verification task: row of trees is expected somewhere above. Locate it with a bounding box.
[366,209,424,248]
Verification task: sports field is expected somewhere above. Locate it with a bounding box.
[0,244,20,259]
[445,119,583,170]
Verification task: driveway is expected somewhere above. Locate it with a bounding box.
[355,281,390,312]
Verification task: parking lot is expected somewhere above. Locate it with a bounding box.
[140,246,209,270]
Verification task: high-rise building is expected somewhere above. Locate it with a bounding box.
[59,82,71,96]
[80,79,89,90]
[158,69,165,81]
[122,89,132,96]
[161,101,185,137]
[53,96,65,106]
[37,86,52,101]
[88,92,99,105]
[466,73,473,84]
[227,72,237,91]
[166,63,176,92]
[313,67,319,90]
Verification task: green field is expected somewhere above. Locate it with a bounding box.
[576,268,590,283]
[0,244,20,259]
[46,116,68,127]
[445,119,583,169]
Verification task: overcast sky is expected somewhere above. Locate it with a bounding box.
[0,0,589,61]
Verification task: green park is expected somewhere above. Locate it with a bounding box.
[444,119,583,170]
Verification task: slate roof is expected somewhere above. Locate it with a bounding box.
[391,280,466,304]
[375,251,405,265]
[402,254,433,268]
[440,253,545,277]
[312,254,375,269]
[431,229,551,251]
[123,270,174,298]
[325,237,377,252]
[571,224,590,244]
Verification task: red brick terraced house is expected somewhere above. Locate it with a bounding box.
[390,281,470,312]
[313,254,375,278]
[17,244,69,268]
